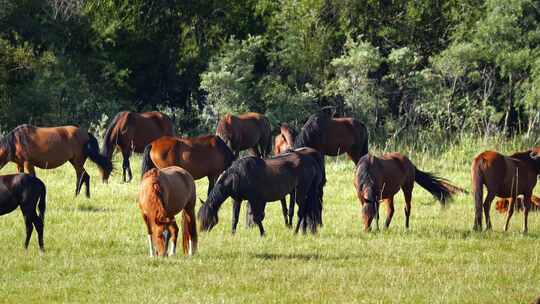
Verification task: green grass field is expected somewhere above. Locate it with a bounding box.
[0,136,539,303]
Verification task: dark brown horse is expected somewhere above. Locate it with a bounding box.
[139,166,197,257]
[102,111,174,182]
[274,123,297,156]
[216,112,272,159]
[141,135,235,195]
[198,148,324,236]
[354,153,459,231]
[0,124,112,197]
[0,173,46,251]
[471,149,540,233]
[294,109,368,164]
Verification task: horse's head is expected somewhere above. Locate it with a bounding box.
[360,186,379,231]
[100,166,113,184]
[198,199,219,232]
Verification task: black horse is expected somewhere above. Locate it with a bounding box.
[198,148,324,236]
[0,173,46,251]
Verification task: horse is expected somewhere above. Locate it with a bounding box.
[354,153,460,231]
[216,112,272,159]
[0,124,112,198]
[495,195,540,214]
[102,111,174,182]
[0,173,46,251]
[294,108,368,164]
[198,148,324,236]
[141,135,235,195]
[273,123,297,156]
[471,148,540,233]
[139,166,197,257]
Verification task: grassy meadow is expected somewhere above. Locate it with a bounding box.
[0,136,539,303]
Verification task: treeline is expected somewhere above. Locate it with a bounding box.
[1,0,539,141]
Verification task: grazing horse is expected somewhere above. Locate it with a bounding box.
[216,112,272,158]
[102,111,174,182]
[354,153,459,231]
[139,166,197,257]
[0,173,46,251]
[141,135,235,195]
[294,109,368,164]
[495,195,540,214]
[274,123,297,156]
[471,149,540,233]
[0,124,112,198]
[198,149,324,236]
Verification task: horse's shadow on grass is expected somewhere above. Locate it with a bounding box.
[76,205,113,213]
[253,252,358,261]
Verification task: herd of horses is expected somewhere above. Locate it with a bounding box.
[0,108,539,257]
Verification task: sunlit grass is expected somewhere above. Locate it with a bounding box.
[0,137,539,303]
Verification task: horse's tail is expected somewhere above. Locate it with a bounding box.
[141,144,156,177]
[182,208,197,255]
[102,112,124,159]
[37,179,46,222]
[85,133,113,175]
[414,167,454,205]
[471,156,485,228]
[215,137,235,169]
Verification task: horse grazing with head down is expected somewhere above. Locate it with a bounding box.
[0,173,46,252]
[294,108,368,164]
[354,153,460,231]
[495,195,540,214]
[198,148,324,236]
[102,111,173,183]
[216,112,272,159]
[139,166,197,257]
[274,123,297,156]
[0,124,112,198]
[141,135,235,195]
[471,148,540,233]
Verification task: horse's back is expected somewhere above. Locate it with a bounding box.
[159,166,196,213]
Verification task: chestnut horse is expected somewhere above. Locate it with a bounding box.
[216,112,272,159]
[495,195,540,213]
[273,123,297,156]
[0,173,46,251]
[294,109,368,164]
[0,124,112,197]
[354,153,459,231]
[198,148,324,236]
[139,166,197,257]
[141,135,235,195]
[102,111,173,182]
[471,148,540,233]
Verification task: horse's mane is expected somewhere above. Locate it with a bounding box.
[294,111,332,149]
[0,124,32,159]
[102,112,125,157]
[356,154,376,192]
[214,136,236,167]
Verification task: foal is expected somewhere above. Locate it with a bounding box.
[0,173,46,251]
[139,167,197,257]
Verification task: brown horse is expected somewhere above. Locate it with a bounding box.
[471,149,540,233]
[354,153,459,231]
[294,108,368,164]
[0,124,112,197]
[216,112,272,159]
[273,123,297,156]
[141,135,235,195]
[102,111,174,182]
[495,195,540,213]
[139,166,197,257]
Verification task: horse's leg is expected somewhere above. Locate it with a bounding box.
[504,196,516,232]
[288,191,296,229]
[231,199,241,234]
[403,186,413,229]
[245,203,255,228]
[121,148,132,183]
[280,197,289,227]
[294,193,307,234]
[16,162,24,173]
[70,159,85,197]
[83,171,90,198]
[384,197,395,229]
[23,162,36,176]
[184,205,198,255]
[21,212,34,250]
[483,191,495,230]
[250,201,266,236]
[142,214,154,257]
[168,221,179,256]
[523,193,532,234]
